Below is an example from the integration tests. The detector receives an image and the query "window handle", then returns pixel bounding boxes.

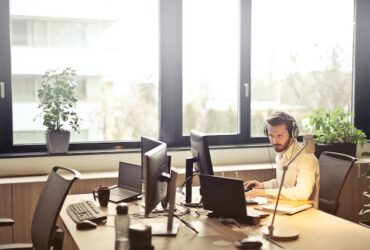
[0,81,4,99]
[244,83,249,98]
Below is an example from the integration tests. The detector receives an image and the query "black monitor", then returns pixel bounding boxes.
[190,130,214,175]
[184,130,214,206]
[143,143,179,236]
[140,136,164,179]
[141,136,171,208]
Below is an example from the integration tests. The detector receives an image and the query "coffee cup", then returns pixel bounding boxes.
[92,186,110,207]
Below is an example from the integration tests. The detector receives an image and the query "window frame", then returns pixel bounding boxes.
[0,0,369,154]
[354,0,370,136]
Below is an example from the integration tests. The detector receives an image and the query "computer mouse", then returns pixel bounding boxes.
[76,220,97,230]
[244,183,256,192]
[235,237,262,249]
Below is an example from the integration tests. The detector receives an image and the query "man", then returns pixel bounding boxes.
[244,111,320,208]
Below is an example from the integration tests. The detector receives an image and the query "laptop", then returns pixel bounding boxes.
[199,174,264,225]
[109,162,142,203]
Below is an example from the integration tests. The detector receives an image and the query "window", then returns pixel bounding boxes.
[182,0,239,135]
[0,0,369,154]
[251,0,354,137]
[9,0,159,146]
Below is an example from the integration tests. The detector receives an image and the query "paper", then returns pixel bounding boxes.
[254,203,312,215]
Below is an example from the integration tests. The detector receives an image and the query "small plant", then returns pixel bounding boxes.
[359,168,370,217]
[36,67,80,132]
[304,107,367,145]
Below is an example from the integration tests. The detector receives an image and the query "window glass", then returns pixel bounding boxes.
[182,0,239,135]
[251,0,354,136]
[10,0,159,144]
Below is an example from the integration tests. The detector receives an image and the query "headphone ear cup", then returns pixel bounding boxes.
[291,122,299,138]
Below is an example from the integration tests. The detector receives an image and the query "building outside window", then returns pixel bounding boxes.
[0,0,365,153]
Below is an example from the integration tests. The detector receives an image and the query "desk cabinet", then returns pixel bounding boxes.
[337,162,370,223]
[0,184,12,244]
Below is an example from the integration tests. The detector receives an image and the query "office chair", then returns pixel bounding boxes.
[0,166,81,250]
[318,151,357,215]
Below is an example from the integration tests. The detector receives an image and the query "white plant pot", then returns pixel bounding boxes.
[45,130,70,154]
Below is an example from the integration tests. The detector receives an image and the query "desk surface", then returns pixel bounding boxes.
[60,193,370,250]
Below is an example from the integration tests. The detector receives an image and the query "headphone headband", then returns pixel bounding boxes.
[263,112,299,138]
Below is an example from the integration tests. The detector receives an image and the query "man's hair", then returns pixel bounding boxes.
[264,111,299,138]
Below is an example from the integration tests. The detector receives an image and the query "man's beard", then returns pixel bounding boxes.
[273,138,292,153]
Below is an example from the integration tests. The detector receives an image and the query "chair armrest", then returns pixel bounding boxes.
[0,218,15,227]
[51,226,65,250]
[319,198,337,215]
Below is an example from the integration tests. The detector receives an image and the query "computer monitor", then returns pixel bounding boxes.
[143,143,179,236]
[141,136,170,209]
[190,130,214,175]
[184,130,214,206]
[140,136,164,179]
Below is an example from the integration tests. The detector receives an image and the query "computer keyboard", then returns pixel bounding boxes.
[66,200,107,224]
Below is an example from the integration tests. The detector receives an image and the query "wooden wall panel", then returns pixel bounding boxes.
[70,178,118,194]
[0,184,13,244]
[12,182,44,243]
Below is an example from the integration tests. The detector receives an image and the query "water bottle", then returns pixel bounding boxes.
[115,203,130,250]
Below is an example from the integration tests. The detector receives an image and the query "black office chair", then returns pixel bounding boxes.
[318,151,357,215]
[0,166,81,250]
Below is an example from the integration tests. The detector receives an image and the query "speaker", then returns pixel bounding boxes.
[263,113,299,138]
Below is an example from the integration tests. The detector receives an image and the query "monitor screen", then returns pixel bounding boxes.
[141,136,164,179]
[190,130,214,175]
[143,143,169,217]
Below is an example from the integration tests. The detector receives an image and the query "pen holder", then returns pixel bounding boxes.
[129,223,154,250]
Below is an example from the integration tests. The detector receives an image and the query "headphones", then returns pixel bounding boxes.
[263,112,299,138]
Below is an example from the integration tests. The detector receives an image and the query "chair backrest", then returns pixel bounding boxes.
[31,166,80,250]
[318,151,356,215]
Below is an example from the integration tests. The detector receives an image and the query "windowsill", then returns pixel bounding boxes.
[0,143,270,159]
[0,148,139,159]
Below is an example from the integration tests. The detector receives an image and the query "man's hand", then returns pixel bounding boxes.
[243,180,263,189]
[245,189,266,198]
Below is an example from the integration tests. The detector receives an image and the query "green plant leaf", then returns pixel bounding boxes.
[304,107,367,144]
[359,207,370,216]
[35,67,80,132]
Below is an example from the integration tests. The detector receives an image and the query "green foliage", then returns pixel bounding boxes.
[359,169,370,216]
[37,67,80,132]
[304,107,367,144]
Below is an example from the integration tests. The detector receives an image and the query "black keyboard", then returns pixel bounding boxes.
[66,200,107,224]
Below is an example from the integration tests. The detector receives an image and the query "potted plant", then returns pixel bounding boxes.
[36,67,80,154]
[359,168,370,228]
[304,107,367,158]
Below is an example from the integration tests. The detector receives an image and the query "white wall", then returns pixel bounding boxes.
[1,143,368,177]
[0,146,274,177]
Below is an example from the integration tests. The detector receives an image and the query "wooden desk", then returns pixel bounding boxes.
[60,194,370,250]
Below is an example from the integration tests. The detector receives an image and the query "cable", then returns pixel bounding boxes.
[267,146,275,169]
[178,170,199,193]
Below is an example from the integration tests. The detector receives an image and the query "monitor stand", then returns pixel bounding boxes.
[150,222,179,236]
[149,169,179,236]
[207,212,260,226]
[180,196,203,208]
[181,157,203,208]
